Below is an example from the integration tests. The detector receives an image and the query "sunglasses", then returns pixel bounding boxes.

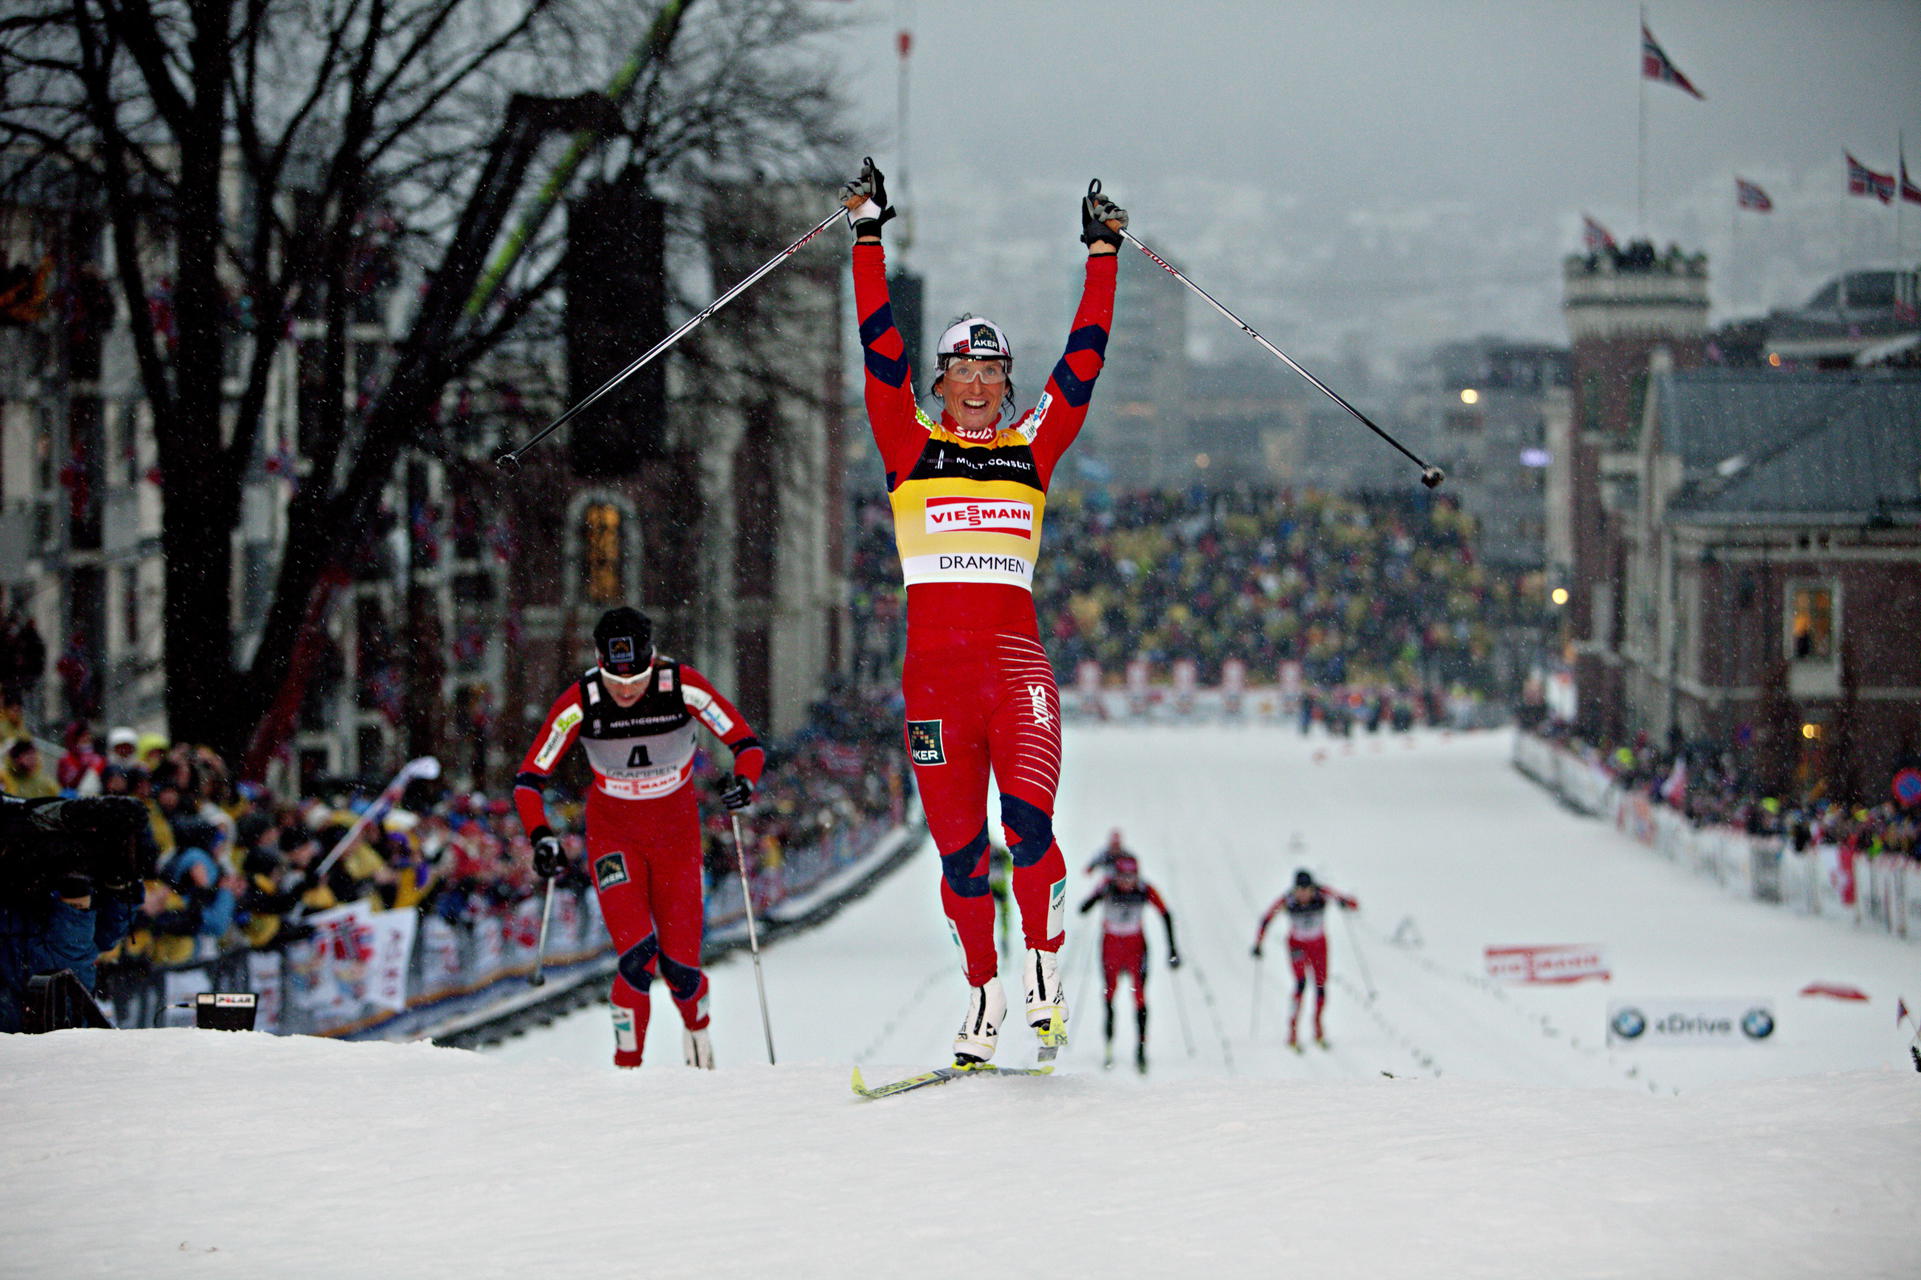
[940,360,1009,385]
[602,663,654,690]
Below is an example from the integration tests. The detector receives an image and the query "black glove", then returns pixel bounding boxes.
[1081,182,1127,248]
[1250,944,1263,959]
[529,829,567,879]
[1168,951,1182,970]
[841,157,896,238]
[719,774,754,812]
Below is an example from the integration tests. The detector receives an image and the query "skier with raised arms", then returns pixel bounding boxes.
[843,158,1125,1066]
[1253,868,1358,1049]
[514,607,763,1070]
[1078,852,1179,1072]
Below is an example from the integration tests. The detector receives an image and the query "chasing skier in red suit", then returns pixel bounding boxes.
[1253,869,1358,1049]
[514,607,763,1070]
[842,158,1125,1065]
[1078,852,1179,1072]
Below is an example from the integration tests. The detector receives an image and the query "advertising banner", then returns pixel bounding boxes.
[418,914,465,999]
[1607,998,1776,1047]
[364,908,418,1012]
[1485,944,1611,984]
[247,951,283,1033]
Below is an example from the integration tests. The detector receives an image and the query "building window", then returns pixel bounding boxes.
[581,502,623,604]
[1786,583,1835,661]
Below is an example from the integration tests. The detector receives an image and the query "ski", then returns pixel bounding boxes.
[851,1062,1054,1100]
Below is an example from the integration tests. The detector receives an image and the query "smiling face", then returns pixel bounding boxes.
[936,358,1009,438]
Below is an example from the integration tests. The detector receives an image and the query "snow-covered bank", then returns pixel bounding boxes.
[2,1029,1916,1279]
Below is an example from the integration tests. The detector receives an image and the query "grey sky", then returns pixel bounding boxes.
[828,0,1921,372]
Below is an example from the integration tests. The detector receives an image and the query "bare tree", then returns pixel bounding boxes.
[0,0,847,764]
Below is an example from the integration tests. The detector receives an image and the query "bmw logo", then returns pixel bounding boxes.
[1610,1007,1647,1040]
[1741,1007,1775,1040]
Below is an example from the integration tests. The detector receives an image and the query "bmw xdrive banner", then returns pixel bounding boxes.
[1607,999,1776,1047]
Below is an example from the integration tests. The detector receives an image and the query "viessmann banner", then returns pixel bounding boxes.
[1607,998,1777,1047]
[1484,944,1611,984]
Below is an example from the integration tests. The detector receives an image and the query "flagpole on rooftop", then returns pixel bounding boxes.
[1729,190,1739,314]
[1638,6,1649,234]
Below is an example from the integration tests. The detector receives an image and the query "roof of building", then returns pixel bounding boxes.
[1655,368,1921,525]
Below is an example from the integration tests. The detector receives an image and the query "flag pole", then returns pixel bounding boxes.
[1638,6,1649,234]
[1729,192,1739,315]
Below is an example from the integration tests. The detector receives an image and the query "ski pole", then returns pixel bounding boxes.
[1340,906,1378,1002]
[528,877,557,987]
[1251,948,1264,1039]
[731,813,778,1065]
[494,198,847,471]
[1091,180,1444,489]
[1169,963,1197,1058]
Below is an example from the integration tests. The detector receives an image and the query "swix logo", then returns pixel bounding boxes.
[1029,683,1053,729]
[924,497,1035,538]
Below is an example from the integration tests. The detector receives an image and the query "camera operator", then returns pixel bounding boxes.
[0,793,154,1032]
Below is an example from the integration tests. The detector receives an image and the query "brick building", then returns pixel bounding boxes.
[1619,365,1921,790]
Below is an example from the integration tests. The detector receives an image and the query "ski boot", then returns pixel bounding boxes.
[954,977,1006,1066]
[1023,949,1068,1061]
[1103,1041,1116,1070]
[1135,1042,1148,1074]
[683,1026,715,1069]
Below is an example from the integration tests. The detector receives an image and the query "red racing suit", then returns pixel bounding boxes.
[514,660,763,1067]
[854,240,1117,987]
[1079,879,1174,1009]
[1255,886,1358,1038]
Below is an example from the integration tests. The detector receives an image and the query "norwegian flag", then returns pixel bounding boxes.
[1582,214,1617,251]
[1641,22,1704,99]
[1659,757,1688,806]
[1902,153,1921,206]
[817,740,865,778]
[1847,152,1895,203]
[1735,178,1773,212]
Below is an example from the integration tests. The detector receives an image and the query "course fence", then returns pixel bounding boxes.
[1512,732,1921,943]
[100,808,919,1038]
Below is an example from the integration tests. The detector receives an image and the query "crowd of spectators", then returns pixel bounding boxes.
[0,683,908,1000]
[852,484,1541,711]
[1535,719,1920,861]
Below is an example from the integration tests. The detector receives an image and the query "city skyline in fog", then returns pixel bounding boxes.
[829,0,1921,376]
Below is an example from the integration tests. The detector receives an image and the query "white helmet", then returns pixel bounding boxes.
[936,316,1013,364]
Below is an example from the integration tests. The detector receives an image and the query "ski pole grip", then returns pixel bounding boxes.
[1086,178,1123,232]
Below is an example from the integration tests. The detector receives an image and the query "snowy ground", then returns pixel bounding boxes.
[5,727,1919,1278]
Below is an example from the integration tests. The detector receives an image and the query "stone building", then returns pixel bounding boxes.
[1550,241,1710,738]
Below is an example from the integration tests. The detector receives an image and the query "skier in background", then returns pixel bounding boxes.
[514,607,763,1071]
[1253,869,1358,1049]
[1079,852,1178,1071]
[988,843,1015,961]
[843,158,1125,1066]
[1083,827,1133,878]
